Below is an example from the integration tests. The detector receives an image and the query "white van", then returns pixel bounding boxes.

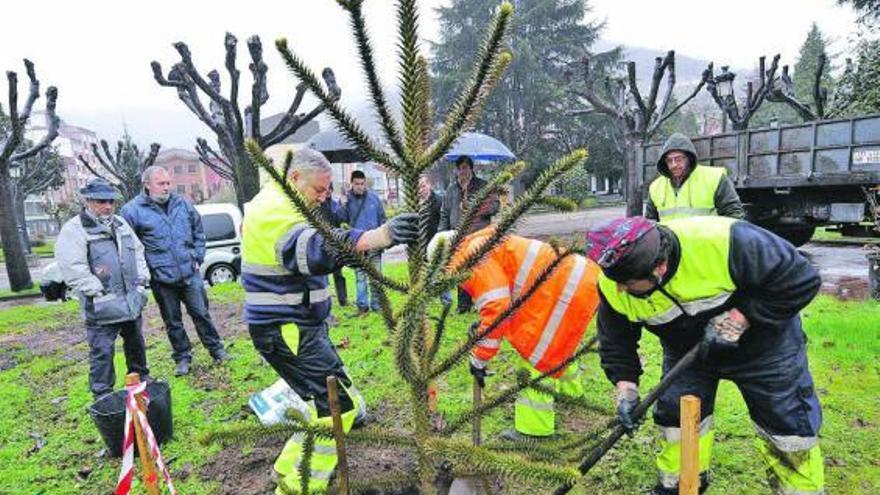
[195,203,242,285]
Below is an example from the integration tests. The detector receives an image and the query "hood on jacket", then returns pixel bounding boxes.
[656,133,698,179]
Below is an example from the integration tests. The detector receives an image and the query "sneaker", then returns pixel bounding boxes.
[355,307,370,317]
[212,349,232,363]
[174,360,191,376]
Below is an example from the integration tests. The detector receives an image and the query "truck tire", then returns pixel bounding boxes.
[769,226,816,247]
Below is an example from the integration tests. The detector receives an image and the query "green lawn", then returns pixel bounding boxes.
[0,241,55,263]
[0,265,877,494]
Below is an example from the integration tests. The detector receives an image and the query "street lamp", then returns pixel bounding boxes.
[715,66,736,99]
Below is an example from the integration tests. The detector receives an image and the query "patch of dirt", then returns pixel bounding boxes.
[199,439,278,495]
[0,300,246,372]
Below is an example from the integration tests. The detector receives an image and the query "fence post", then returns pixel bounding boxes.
[679,395,701,495]
[125,373,160,495]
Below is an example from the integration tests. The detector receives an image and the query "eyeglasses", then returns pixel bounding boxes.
[664,154,688,166]
[91,199,115,205]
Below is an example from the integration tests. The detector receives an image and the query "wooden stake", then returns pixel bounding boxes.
[125,373,160,495]
[327,376,350,495]
[472,376,482,446]
[679,395,701,495]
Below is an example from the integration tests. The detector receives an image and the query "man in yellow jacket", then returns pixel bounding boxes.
[431,228,601,439]
[645,133,744,222]
[242,148,418,493]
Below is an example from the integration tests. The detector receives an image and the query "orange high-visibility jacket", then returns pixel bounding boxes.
[451,228,601,376]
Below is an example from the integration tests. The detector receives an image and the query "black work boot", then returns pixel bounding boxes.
[650,472,711,495]
[174,359,191,376]
[212,349,232,363]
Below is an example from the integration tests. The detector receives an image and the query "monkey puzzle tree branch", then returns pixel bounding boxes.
[422,3,513,168]
[275,39,396,170]
[443,337,598,434]
[338,0,408,164]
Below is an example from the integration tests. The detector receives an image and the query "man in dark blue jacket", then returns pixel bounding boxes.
[121,165,229,376]
[585,216,824,495]
[337,170,386,315]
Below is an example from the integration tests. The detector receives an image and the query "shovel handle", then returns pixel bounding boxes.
[472,377,482,446]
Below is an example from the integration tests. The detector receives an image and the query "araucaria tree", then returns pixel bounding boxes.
[205,2,609,494]
[78,132,160,203]
[0,59,59,291]
[151,33,339,209]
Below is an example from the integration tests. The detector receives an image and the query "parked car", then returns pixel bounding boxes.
[194,203,242,286]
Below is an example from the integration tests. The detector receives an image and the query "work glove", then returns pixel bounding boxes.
[469,354,489,388]
[615,384,640,433]
[357,213,420,251]
[702,309,749,358]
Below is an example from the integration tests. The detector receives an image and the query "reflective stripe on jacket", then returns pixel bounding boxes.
[452,228,601,376]
[599,217,736,326]
[241,183,362,326]
[648,165,726,221]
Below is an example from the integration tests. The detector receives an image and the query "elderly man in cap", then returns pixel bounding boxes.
[56,178,151,399]
[585,216,824,495]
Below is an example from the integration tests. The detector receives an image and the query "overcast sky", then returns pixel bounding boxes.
[0,0,859,150]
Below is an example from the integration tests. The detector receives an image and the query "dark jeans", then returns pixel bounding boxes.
[86,318,149,397]
[653,318,822,439]
[332,269,348,306]
[151,273,225,363]
[249,321,354,417]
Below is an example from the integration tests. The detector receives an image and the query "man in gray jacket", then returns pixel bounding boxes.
[56,178,151,399]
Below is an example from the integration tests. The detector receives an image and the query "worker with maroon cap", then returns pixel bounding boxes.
[584,216,825,495]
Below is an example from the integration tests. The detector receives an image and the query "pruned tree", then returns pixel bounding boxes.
[704,54,781,131]
[44,195,76,232]
[0,59,59,292]
[151,33,338,210]
[197,2,623,494]
[765,54,854,121]
[569,50,708,215]
[78,132,160,203]
[10,145,64,253]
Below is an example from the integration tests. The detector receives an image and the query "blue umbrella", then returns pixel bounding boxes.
[445,132,516,163]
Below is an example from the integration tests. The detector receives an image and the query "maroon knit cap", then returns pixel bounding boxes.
[585,217,662,282]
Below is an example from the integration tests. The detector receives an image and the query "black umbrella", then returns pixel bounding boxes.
[306,129,367,163]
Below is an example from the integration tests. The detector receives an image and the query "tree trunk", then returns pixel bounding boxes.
[14,191,32,254]
[235,152,260,208]
[0,172,34,291]
[623,135,643,217]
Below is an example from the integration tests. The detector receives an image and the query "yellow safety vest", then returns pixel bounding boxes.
[648,165,726,221]
[599,217,737,326]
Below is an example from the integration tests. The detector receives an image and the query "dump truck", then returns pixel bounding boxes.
[639,113,880,246]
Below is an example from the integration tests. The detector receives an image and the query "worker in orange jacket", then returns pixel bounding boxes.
[430,228,601,439]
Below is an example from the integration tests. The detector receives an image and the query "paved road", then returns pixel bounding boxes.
[0,257,53,292]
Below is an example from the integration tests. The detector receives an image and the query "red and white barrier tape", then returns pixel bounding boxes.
[115,381,177,495]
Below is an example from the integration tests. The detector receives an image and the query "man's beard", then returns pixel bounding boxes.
[152,192,170,204]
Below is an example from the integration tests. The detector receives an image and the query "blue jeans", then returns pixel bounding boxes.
[151,272,225,363]
[355,253,382,311]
